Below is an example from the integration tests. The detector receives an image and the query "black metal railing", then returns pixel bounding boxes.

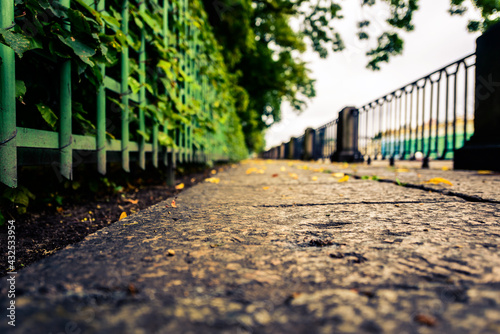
[358,53,476,164]
[263,53,476,167]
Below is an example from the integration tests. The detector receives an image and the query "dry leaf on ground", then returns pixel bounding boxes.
[338,175,349,183]
[119,212,127,220]
[175,183,185,190]
[424,177,453,186]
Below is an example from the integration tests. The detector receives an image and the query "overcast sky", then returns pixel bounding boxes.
[264,0,481,149]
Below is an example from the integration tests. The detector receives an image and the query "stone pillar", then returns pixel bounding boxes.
[302,128,315,160]
[331,107,363,162]
[287,138,295,159]
[455,22,500,171]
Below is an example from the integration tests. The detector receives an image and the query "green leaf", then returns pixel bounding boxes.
[0,30,31,57]
[57,35,96,66]
[36,103,58,130]
[128,76,141,94]
[137,130,150,141]
[158,131,175,147]
[15,80,26,102]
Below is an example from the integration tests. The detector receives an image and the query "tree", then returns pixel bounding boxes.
[202,0,499,152]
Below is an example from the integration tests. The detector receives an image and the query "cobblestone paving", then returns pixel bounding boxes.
[1,160,499,334]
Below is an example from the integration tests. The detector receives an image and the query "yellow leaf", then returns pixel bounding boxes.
[288,173,298,180]
[441,166,450,171]
[280,167,286,172]
[332,172,345,178]
[312,176,318,181]
[175,183,185,190]
[211,169,217,175]
[119,212,127,220]
[124,198,139,204]
[246,167,257,174]
[205,177,220,184]
[395,168,409,173]
[478,170,493,175]
[425,177,453,186]
[262,186,270,190]
[338,175,349,183]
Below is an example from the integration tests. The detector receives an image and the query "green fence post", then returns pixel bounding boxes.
[59,0,72,180]
[0,0,17,188]
[96,0,107,175]
[121,0,130,172]
[138,1,146,170]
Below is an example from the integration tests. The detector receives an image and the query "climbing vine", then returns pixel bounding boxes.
[0,0,247,159]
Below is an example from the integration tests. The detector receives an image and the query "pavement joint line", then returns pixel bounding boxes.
[257,199,462,208]
[349,174,500,204]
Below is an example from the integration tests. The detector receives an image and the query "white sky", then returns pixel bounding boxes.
[264,0,481,149]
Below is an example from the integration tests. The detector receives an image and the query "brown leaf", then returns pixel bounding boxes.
[414,314,437,326]
[272,173,279,177]
[124,198,139,204]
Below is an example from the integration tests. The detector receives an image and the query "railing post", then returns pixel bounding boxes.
[96,0,107,175]
[59,0,72,180]
[455,23,500,171]
[138,0,146,170]
[121,0,130,172]
[287,138,295,159]
[0,0,17,187]
[303,128,315,160]
[331,107,363,162]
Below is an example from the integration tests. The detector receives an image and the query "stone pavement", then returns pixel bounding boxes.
[1,159,500,334]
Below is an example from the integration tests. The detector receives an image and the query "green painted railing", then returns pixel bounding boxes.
[0,0,233,188]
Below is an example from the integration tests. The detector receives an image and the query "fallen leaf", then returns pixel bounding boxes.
[262,186,270,190]
[119,212,127,220]
[288,173,298,180]
[175,183,185,190]
[272,173,279,177]
[167,249,175,256]
[441,166,450,171]
[56,207,63,213]
[128,283,137,295]
[246,167,257,174]
[280,167,286,172]
[312,176,318,181]
[205,177,220,184]
[171,200,177,208]
[190,178,196,182]
[124,198,139,204]
[338,175,349,183]
[478,170,493,174]
[424,177,453,186]
[211,169,217,174]
[414,314,437,327]
[332,172,345,178]
[123,222,138,226]
[395,168,409,173]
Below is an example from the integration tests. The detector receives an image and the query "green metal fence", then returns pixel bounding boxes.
[0,0,233,188]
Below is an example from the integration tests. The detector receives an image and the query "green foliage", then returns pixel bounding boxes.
[202,0,499,152]
[2,186,36,215]
[0,0,247,160]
